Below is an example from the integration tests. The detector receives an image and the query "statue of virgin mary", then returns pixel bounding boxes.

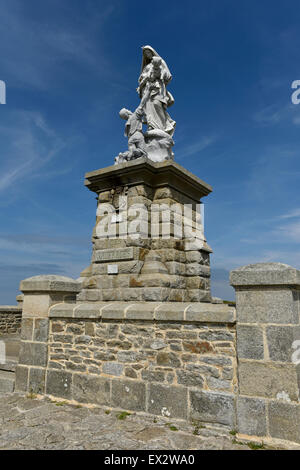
[137,46,176,137]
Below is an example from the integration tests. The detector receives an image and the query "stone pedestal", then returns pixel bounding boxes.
[15,275,81,394]
[230,263,300,444]
[78,158,213,303]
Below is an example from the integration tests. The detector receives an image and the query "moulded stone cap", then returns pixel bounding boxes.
[230,262,300,287]
[16,294,24,303]
[20,275,82,293]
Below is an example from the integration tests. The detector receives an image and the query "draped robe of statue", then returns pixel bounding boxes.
[137,46,176,137]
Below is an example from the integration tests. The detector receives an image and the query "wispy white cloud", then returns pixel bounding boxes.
[277,208,300,220]
[253,103,300,127]
[0,0,115,89]
[253,104,290,124]
[0,110,68,194]
[275,221,300,243]
[177,135,217,160]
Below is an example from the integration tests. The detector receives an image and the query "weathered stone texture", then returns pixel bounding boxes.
[238,361,299,401]
[266,325,300,363]
[236,324,264,360]
[189,390,235,427]
[47,319,236,398]
[268,401,300,443]
[236,396,267,436]
[0,308,22,335]
[235,288,298,324]
[148,383,188,419]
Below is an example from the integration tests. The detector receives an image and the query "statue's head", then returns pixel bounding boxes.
[143,48,154,60]
[119,108,132,120]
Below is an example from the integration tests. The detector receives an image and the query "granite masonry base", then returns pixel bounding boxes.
[13,263,300,447]
[16,300,237,429]
[79,159,213,303]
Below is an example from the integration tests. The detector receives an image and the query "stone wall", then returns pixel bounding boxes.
[16,298,236,428]
[0,306,22,335]
[14,264,300,446]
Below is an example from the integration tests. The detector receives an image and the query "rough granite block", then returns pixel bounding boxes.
[111,379,146,412]
[235,289,298,324]
[269,401,300,443]
[33,319,49,342]
[237,396,267,436]
[15,366,29,392]
[189,390,234,426]
[46,370,72,399]
[148,383,188,419]
[73,374,110,405]
[29,367,46,394]
[238,361,299,401]
[19,342,48,367]
[20,318,33,341]
[266,325,300,363]
[237,324,264,360]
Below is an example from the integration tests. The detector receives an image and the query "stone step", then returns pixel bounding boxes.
[0,370,15,393]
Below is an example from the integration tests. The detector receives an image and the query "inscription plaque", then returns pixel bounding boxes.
[107,264,118,274]
[94,247,134,263]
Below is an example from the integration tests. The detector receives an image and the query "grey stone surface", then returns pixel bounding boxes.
[0,392,256,450]
[18,342,48,367]
[237,396,267,436]
[49,303,75,318]
[185,303,235,323]
[239,361,299,401]
[148,384,188,419]
[0,306,22,312]
[266,326,299,362]
[111,379,146,412]
[189,390,235,427]
[48,302,236,324]
[20,275,81,293]
[15,366,28,392]
[29,367,46,394]
[102,362,124,376]
[45,370,72,399]
[269,401,300,443]
[235,288,298,324]
[0,371,15,393]
[73,374,110,405]
[94,247,134,263]
[237,325,264,360]
[33,319,49,342]
[21,318,33,341]
[230,262,300,286]
[150,340,167,350]
[176,369,204,387]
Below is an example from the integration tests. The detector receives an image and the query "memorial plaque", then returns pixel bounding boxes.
[107,264,118,274]
[94,247,134,263]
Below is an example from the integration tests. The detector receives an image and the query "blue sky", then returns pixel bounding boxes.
[0,0,300,303]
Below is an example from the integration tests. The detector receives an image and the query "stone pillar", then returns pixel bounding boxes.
[230,263,300,444]
[80,158,213,303]
[15,275,81,394]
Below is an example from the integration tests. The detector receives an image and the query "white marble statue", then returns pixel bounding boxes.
[115,106,147,164]
[138,46,176,137]
[115,46,175,164]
